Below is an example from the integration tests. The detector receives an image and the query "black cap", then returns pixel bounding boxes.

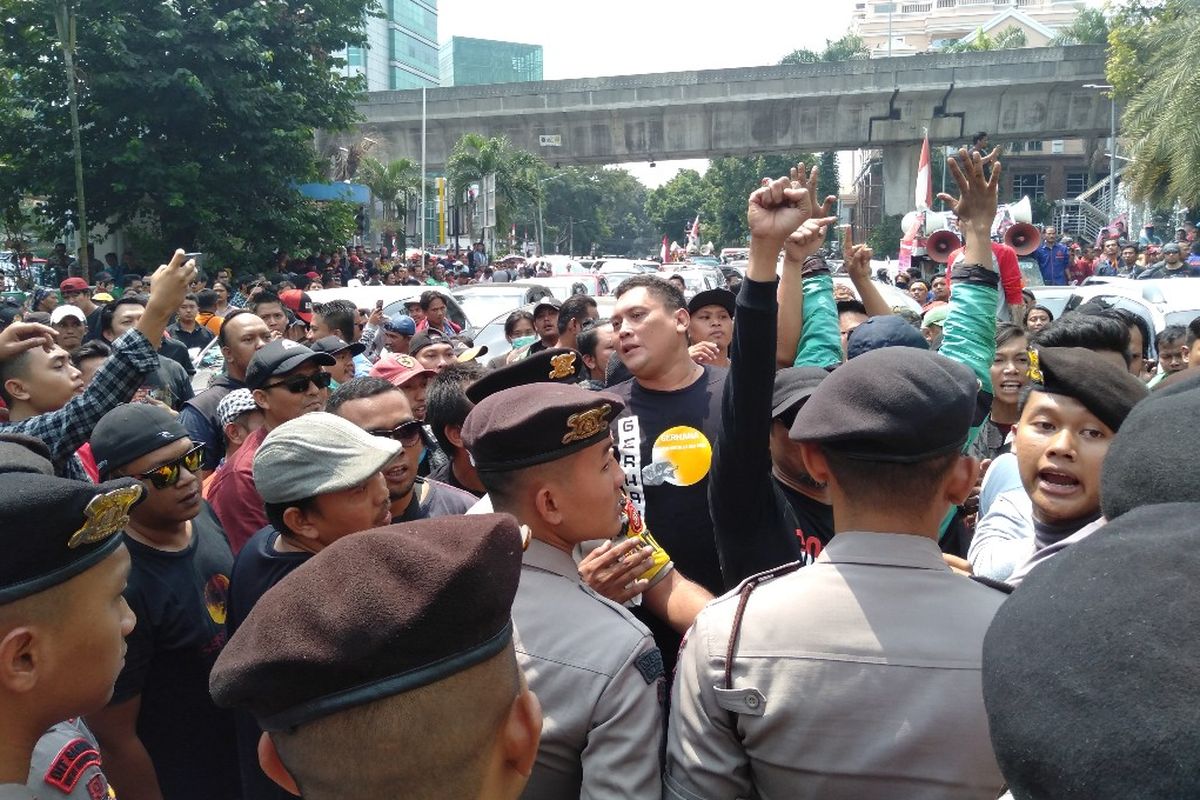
[687,288,736,317]
[771,367,828,419]
[462,383,624,472]
[91,403,190,478]
[409,329,452,357]
[1028,347,1148,434]
[1100,386,1200,520]
[533,297,562,316]
[210,514,525,731]
[791,347,978,463]
[310,335,366,359]
[466,348,587,404]
[846,314,930,360]
[245,340,336,390]
[983,502,1200,799]
[0,436,143,604]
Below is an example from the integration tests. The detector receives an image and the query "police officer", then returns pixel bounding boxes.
[0,435,139,799]
[665,348,1006,799]
[462,383,665,799]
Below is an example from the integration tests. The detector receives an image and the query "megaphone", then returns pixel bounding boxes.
[902,211,920,236]
[1009,196,1033,225]
[1005,222,1041,256]
[924,211,952,235]
[927,229,961,263]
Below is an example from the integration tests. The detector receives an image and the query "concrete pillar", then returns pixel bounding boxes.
[882,143,922,217]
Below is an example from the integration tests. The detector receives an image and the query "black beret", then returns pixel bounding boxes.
[0,473,143,604]
[0,433,54,475]
[462,383,624,472]
[91,403,190,478]
[245,340,335,390]
[409,329,451,356]
[210,513,525,731]
[1028,347,1148,433]
[1101,386,1200,520]
[790,347,978,462]
[982,502,1200,799]
[466,348,587,404]
[846,314,929,360]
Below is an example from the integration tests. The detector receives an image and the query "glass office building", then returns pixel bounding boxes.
[439,37,543,87]
[341,0,439,92]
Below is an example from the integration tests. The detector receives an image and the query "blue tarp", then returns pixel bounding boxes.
[296,182,370,204]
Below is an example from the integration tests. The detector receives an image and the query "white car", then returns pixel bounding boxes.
[526,255,584,275]
[510,275,611,301]
[451,284,555,331]
[1059,277,1200,353]
[471,296,618,364]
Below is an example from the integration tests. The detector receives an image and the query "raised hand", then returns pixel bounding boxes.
[147,249,198,317]
[842,226,875,282]
[783,204,839,264]
[0,321,57,362]
[936,147,1002,230]
[577,538,654,604]
[688,341,722,365]
[747,173,813,247]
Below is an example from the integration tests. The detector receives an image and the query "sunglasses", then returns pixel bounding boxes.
[262,371,333,393]
[137,444,204,489]
[367,420,424,447]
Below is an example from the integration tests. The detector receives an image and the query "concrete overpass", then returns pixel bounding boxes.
[321,45,1109,214]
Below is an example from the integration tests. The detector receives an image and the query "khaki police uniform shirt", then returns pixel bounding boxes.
[513,539,665,800]
[26,719,111,800]
[665,532,1006,800]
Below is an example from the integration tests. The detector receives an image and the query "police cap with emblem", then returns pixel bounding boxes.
[91,403,189,479]
[1026,346,1148,433]
[465,347,588,404]
[982,501,1200,799]
[790,347,977,462]
[245,339,336,391]
[462,382,623,472]
[0,436,143,605]
[210,513,525,731]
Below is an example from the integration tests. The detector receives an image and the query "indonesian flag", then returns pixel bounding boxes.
[915,134,932,211]
[690,215,700,241]
[660,235,669,262]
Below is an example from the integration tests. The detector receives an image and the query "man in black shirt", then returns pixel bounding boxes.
[100,297,194,410]
[166,293,215,352]
[328,378,476,521]
[86,404,238,800]
[425,362,488,497]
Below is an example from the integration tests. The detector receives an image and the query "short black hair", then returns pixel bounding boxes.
[614,274,685,312]
[1156,324,1187,351]
[249,290,283,313]
[836,299,868,318]
[973,131,989,145]
[503,310,534,339]
[425,363,487,456]
[196,289,218,312]
[1103,308,1153,359]
[1031,312,1131,367]
[995,321,1026,349]
[1024,304,1054,326]
[69,339,112,367]
[264,497,317,539]
[822,447,963,510]
[577,318,612,360]
[557,294,598,335]
[314,298,356,342]
[0,349,33,405]
[100,296,147,335]
[217,308,256,348]
[182,293,199,305]
[419,290,446,311]
[325,376,398,416]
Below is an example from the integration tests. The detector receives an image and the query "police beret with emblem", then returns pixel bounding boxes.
[1027,347,1148,434]
[210,513,525,731]
[790,347,978,463]
[462,382,624,472]
[465,347,588,404]
[0,462,143,604]
[982,502,1200,799]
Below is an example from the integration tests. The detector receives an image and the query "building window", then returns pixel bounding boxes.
[1051,139,1064,154]
[1066,172,1089,196]
[346,45,365,67]
[390,28,438,73]
[1012,173,1046,200]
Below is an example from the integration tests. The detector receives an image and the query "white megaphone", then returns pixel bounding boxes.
[1009,196,1033,225]
[902,211,921,237]
[924,211,952,235]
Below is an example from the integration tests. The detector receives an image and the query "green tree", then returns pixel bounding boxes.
[446,133,545,247]
[817,152,840,204]
[941,27,1027,52]
[700,157,762,249]
[1051,8,1110,45]
[645,169,710,245]
[357,156,419,239]
[0,0,373,270]
[1112,0,1200,207]
[780,34,868,64]
[540,167,654,256]
[868,214,904,259]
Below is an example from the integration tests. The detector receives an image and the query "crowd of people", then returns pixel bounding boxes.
[2,148,1199,800]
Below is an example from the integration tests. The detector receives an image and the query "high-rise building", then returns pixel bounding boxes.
[439,37,543,87]
[342,0,439,92]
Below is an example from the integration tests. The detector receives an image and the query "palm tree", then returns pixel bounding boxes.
[447,133,545,247]
[358,157,420,242]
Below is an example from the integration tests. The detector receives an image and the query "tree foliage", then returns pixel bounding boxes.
[780,34,869,64]
[0,0,373,268]
[868,214,904,259]
[540,167,653,256]
[1051,8,1110,45]
[1110,0,1200,208]
[357,156,419,234]
[446,133,545,243]
[645,169,710,246]
[941,26,1027,52]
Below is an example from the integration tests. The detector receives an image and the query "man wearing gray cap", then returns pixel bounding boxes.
[226,411,400,800]
[1138,241,1200,279]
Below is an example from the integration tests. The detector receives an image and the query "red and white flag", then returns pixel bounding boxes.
[915,133,932,211]
[660,235,669,262]
[690,215,700,241]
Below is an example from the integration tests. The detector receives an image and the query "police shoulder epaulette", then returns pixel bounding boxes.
[971,574,1014,595]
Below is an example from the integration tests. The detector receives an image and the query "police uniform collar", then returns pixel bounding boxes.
[522,538,579,580]
[817,532,949,572]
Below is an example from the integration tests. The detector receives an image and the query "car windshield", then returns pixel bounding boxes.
[452,288,531,325]
[1166,309,1200,328]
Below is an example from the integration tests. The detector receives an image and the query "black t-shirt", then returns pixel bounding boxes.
[393,477,478,522]
[168,322,214,352]
[227,526,311,800]
[110,502,238,800]
[159,336,195,376]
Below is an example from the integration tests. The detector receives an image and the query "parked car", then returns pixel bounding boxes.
[451,284,555,331]
[473,296,618,364]
[525,255,584,275]
[596,258,656,275]
[511,275,610,301]
[1059,278,1200,356]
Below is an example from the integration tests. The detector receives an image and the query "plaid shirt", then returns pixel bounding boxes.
[1,329,160,481]
[228,290,249,309]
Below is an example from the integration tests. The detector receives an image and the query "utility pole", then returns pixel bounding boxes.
[54,0,89,282]
[419,87,426,256]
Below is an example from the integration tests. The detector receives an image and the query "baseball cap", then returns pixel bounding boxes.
[94,271,114,284]
[687,288,736,317]
[384,314,416,336]
[279,289,314,324]
[91,403,190,478]
[409,330,451,357]
[251,412,401,504]
[1163,242,1181,254]
[369,353,436,387]
[217,388,259,429]
[245,340,336,390]
[59,277,89,293]
[310,335,366,358]
[533,297,561,316]
[50,305,86,325]
[846,315,930,360]
[92,292,114,303]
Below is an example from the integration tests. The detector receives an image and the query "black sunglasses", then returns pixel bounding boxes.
[262,371,333,393]
[137,444,204,489]
[367,420,424,447]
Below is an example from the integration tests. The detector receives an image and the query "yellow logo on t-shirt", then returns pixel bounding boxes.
[646,425,712,487]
